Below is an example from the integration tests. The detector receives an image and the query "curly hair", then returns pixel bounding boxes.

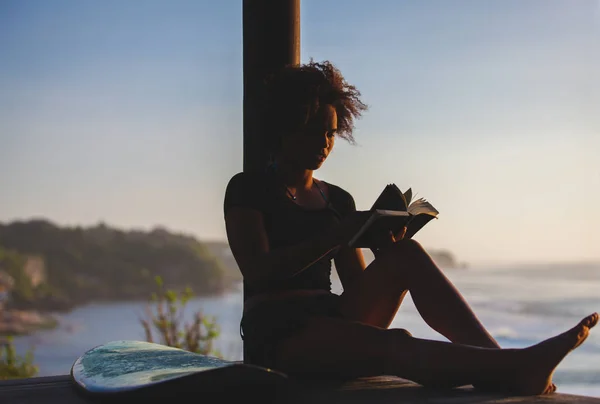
[263,60,368,153]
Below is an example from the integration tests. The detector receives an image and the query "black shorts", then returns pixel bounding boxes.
[240,293,343,370]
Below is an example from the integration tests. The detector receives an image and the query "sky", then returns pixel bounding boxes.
[1,0,598,266]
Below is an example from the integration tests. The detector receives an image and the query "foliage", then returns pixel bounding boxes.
[0,336,38,379]
[141,276,221,356]
[0,220,240,311]
[0,248,33,303]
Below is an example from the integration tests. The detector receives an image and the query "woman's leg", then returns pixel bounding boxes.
[339,239,499,348]
[275,313,597,395]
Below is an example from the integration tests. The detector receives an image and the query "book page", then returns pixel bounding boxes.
[393,184,408,208]
[403,188,412,206]
[407,198,439,217]
[371,184,407,211]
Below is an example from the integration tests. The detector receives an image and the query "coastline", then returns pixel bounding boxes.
[0,283,239,338]
[0,309,58,337]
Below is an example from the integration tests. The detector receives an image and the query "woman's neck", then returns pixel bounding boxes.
[273,159,313,190]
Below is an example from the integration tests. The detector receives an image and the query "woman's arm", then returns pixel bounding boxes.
[333,246,367,291]
[333,225,407,290]
[225,207,338,288]
[225,207,372,289]
[224,173,372,288]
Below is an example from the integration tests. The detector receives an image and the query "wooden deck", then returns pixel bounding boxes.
[2,375,599,404]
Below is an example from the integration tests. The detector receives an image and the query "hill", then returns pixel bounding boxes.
[0,220,241,312]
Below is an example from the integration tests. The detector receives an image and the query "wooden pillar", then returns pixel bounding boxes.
[243,0,301,173]
[241,0,300,363]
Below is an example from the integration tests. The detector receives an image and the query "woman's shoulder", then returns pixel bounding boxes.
[226,170,280,193]
[227,170,270,185]
[324,181,353,200]
[224,170,273,216]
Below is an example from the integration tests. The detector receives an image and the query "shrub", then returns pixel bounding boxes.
[140,276,220,356]
[0,336,38,379]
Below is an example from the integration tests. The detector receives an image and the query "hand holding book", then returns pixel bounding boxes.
[368,225,407,251]
[347,184,439,249]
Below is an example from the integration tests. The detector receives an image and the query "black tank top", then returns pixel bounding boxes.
[223,169,356,301]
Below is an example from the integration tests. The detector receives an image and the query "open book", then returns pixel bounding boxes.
[347,184,439,249]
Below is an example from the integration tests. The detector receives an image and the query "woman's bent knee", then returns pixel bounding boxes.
[393,328,413,338]
[378,240,438,278]
[377,239,425,262]
[394,239,426,255]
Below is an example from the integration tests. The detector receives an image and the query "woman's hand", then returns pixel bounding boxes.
[371,226,407,257]
[377,226,407,247]
[395,226,407,242]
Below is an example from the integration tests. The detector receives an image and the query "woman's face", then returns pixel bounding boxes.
[279,104,338,170]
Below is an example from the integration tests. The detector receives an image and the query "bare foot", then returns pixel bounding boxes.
[510,313,598,395]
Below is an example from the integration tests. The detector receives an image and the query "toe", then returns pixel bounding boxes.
[583,313,598,328]
[543,383,557,395]
[590,313,599,328]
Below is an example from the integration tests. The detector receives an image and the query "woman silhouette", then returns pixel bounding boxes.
[223,60,597,394]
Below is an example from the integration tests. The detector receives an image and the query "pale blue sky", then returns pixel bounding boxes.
[1,0,598,265]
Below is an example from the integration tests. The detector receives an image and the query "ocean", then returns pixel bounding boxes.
[13,262,600,397]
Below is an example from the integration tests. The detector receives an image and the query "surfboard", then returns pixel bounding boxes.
[70,340,291,399]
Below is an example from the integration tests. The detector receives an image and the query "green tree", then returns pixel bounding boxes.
[0,220,235,312]
[140,276,220,356]
[0,337,38,379]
